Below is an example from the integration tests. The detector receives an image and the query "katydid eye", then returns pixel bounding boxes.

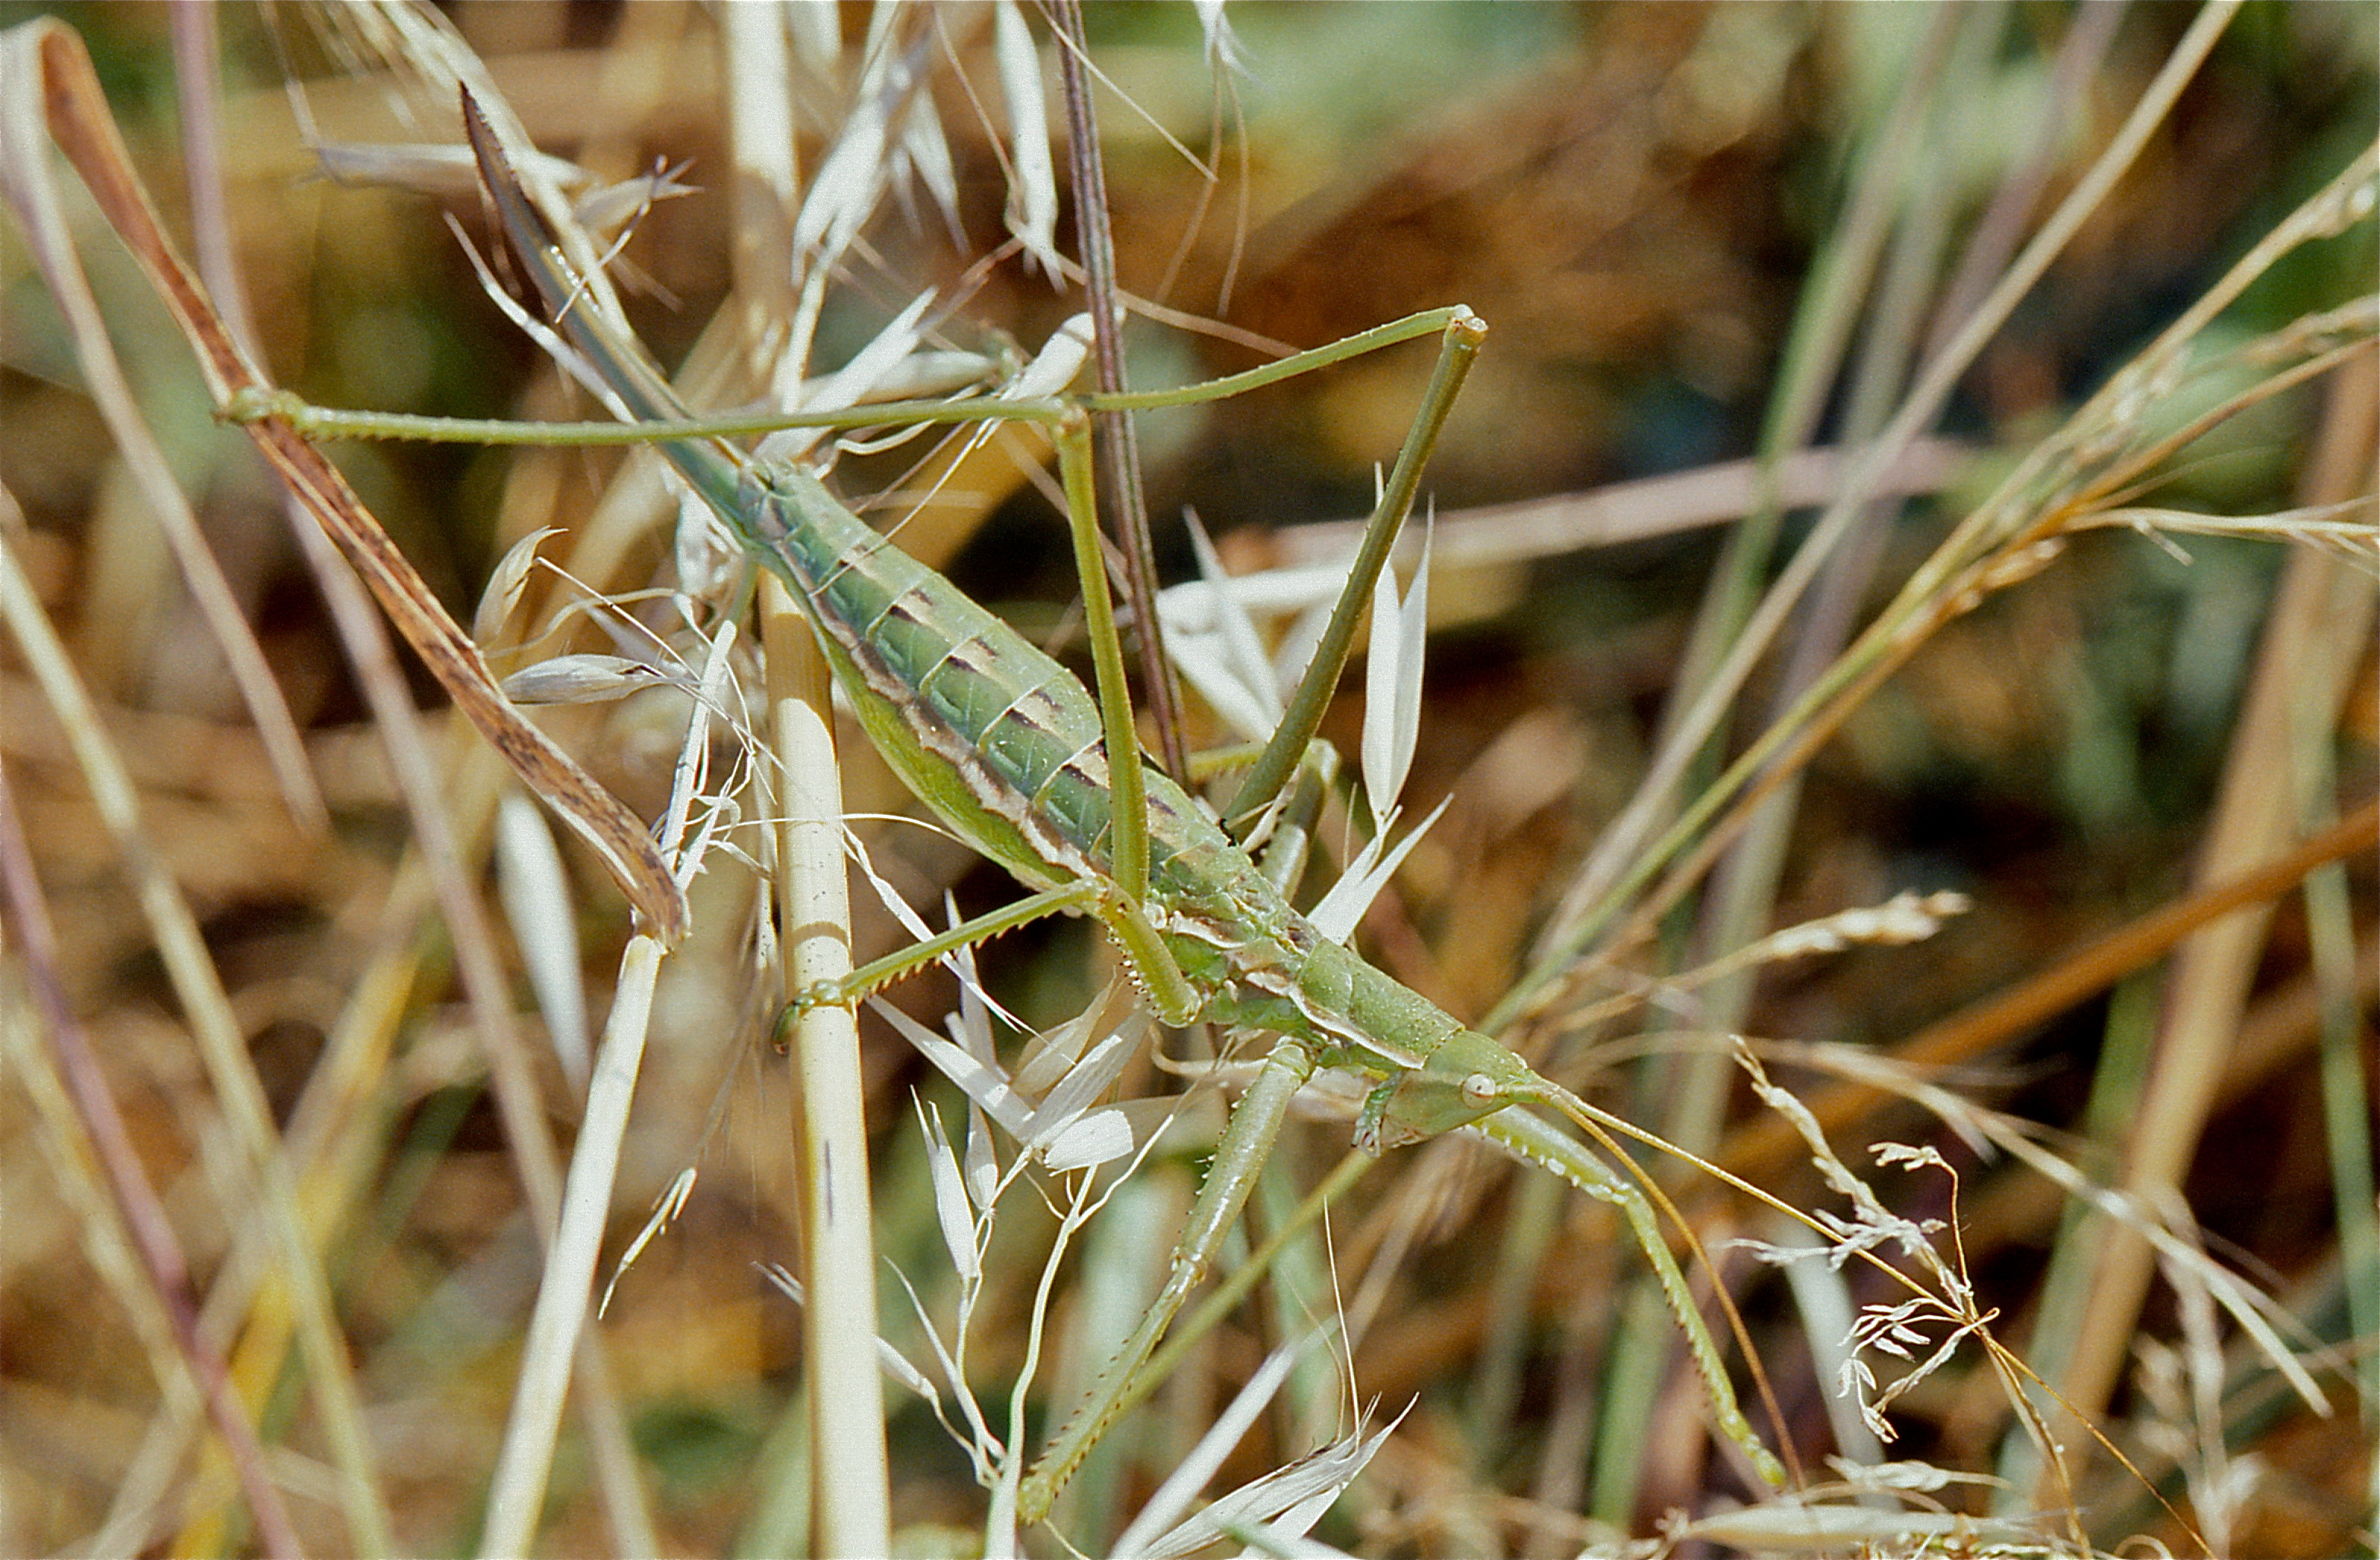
[1462,1073,1498,1103]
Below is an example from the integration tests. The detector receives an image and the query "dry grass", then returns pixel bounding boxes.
[0,4,2373,1557]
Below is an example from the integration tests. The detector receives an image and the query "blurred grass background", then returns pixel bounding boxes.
[1,3,2373,1555]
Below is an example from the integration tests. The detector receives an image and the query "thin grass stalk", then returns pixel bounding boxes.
[1988,962,2162,1506]
[91,828,436,1553]
[1673,0,1994,1143]
[1918,0,2126,366]
[1497,0,2249,1027]
[1570,36,2351,1512]
[1050,0,1190,785]
[1692,0,1985,996]
[0,747,306,1560]
[24,23,687,942]
[764,571,895,1557]
[1757,8,1979,710]
[1540,552,2371,1133]
[1537,1,1964,961]
[279,744,659,1558]
[722,0,798,338]
[1595,14,1999,1513]
[1650,3,2001,1108]
[1513,157,2375,1055]
[1585,328,2375,1037]
[1718,797,2380,1198]
[1868,281,2373,657]
[0,910,229,1557]
[477,930,667,1559]
[2284,373,2380,1470]
[0,487,394,1557]
[1654,0,1996,1184]
[1680,0,1964,724]
[154,17,665,1546]
[1610,564,2380,1145]
[2300,800,2376,1499]
[476,619,737,1558]
[166,1,256,351]
[1624,2,2242,961]
[468,524,675,1549]
[718,19,858,1545]
[2041,347,2380,1497]
[1273,439,1968,578]
[53,12,380,1540]
[0,33,323,841]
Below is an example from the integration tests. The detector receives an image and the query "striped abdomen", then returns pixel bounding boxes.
[744,464,1285,941]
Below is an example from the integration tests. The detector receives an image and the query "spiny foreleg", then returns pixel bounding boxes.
[1016,1035,1318,1524]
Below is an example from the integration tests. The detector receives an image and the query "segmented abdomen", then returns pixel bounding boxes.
[746,464,1283,936]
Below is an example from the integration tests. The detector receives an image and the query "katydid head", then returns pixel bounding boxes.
[1267,936,1550,1153]
[1354,1026,1546,1153]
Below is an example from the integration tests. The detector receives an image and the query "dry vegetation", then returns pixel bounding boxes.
[0,3,2374,1557]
